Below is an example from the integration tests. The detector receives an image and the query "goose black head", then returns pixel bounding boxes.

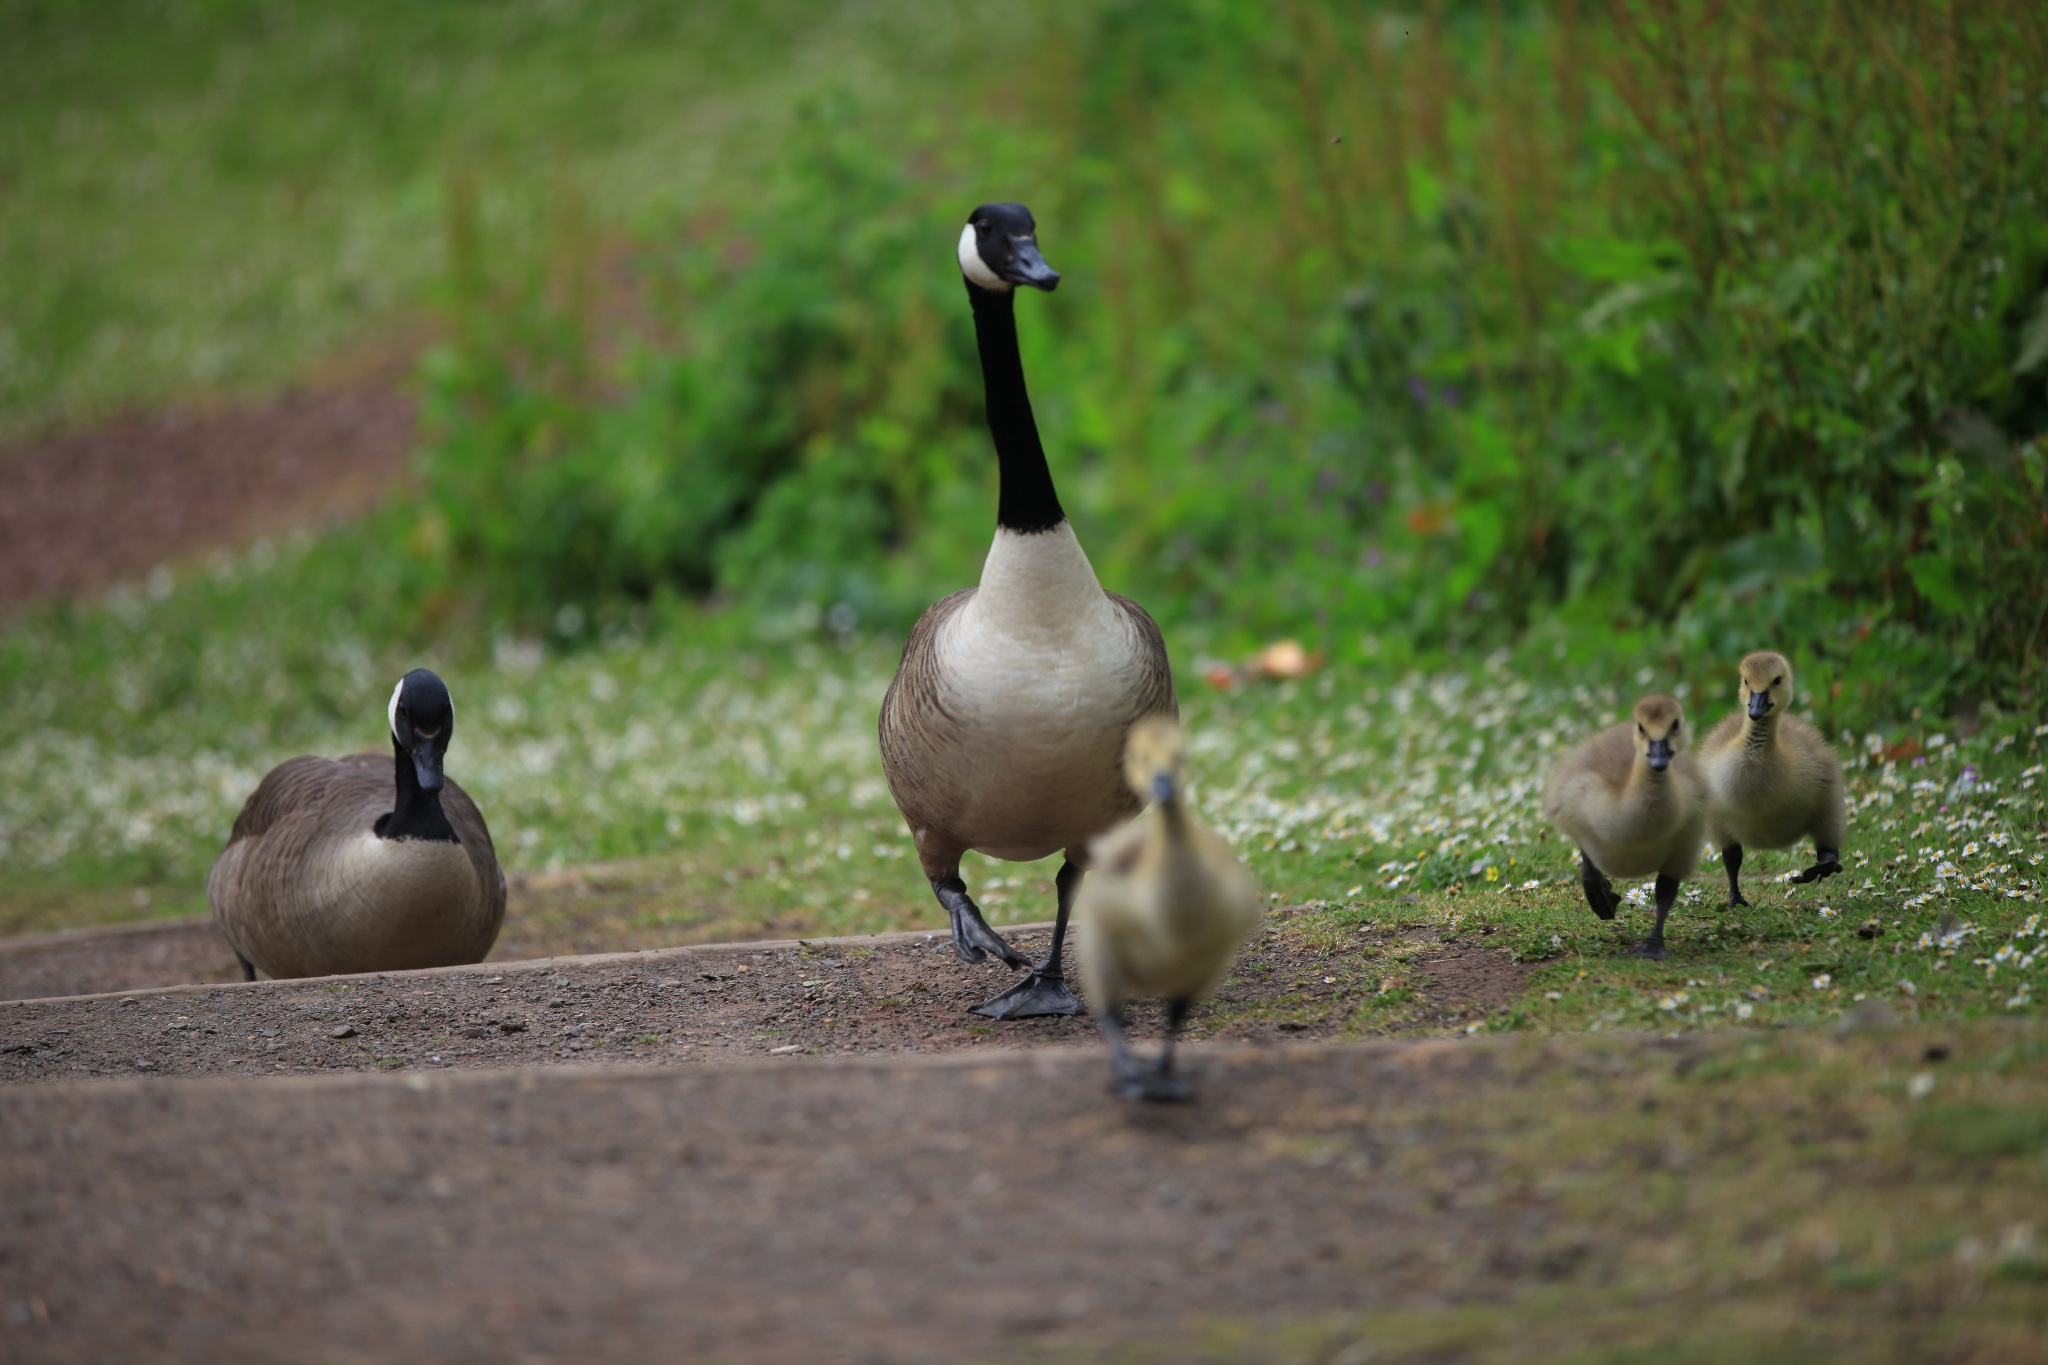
[959,202,1060,293]
[1631,694,1686,773]
[1738,650,1791,722]
[388,668,455,794]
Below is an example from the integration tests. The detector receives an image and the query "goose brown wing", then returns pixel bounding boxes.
[1107,591,1178,721]
[225,755,390,845]
[878,588,978,844]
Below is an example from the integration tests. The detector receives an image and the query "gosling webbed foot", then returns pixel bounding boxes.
[970,965,1084,1020]
[1790,855,1843,885]
[1112,1067,1194,1103]
[932,876,1031,969]
[1579,851,1619,920]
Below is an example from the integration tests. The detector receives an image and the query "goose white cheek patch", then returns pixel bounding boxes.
[958,224,1012,291]
[388,678,405,740]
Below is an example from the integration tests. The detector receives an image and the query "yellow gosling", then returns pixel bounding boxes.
[1543,694,1707,960]
[1076,717,1260,1102]
[1697,650,1846,906]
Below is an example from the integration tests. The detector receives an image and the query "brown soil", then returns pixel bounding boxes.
[0,916,1525,1083]
[0,1035,1633,1364]
[0,356,415,620]
[0,920,245,1003]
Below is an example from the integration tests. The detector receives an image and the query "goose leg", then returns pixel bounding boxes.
[932,876,1031,969]
[969,859,1086,1019]
[1625,874,1680,960]
[1722,844,1749,907]
[1791,847,1842,885]
[236,951,257,983]
[1578,850,1619,920]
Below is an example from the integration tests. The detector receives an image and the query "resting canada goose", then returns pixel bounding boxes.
[210,669,506,980]
[1697,650,1846,906]
[1542,694,1707,960]
[878,202,1177,1019]
[1076,717,1259,1101]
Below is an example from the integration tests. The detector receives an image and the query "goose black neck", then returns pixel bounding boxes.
[968,282,1065,534]
[377,740,459,843]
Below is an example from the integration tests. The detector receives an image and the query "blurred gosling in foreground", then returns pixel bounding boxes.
[1077,717,1260,1102]
[210,669,505,980]
[1543,694,1706,961]
[1697,650,1846,906]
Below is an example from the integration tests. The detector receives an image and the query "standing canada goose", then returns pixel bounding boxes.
[1076,717,1259,1101]
[1542,694,1707,960]
[1697,650,1846,906]
[878,202,1177,1019]
[209,669,506,980]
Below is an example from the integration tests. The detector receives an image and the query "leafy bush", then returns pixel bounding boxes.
[414,0,2048,717]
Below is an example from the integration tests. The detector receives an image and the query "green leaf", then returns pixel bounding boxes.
[1905,553,1966,614]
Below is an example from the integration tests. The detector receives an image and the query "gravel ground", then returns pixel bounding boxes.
[0,1034,1640,1364]
[0,915,1526,1086]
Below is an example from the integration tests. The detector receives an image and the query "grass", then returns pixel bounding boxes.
[0,0,1081,441]
[2,527,2042,1037]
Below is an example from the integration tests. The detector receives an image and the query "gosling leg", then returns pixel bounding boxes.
[1578,850,1619,920]
[1625,873,1680,961]
[236,951,256,983]
[1096,1003,1145,1099]
[1791,847,1843,885]
[969,860,1086,1019]
[1722,844,1749,907]
[1096,998,1194,1103]
[932,875,1031,969]
[1142,997,1196,1103]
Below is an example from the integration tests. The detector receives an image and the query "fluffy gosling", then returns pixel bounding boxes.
[1543,694,1707,960]
[1697,650,1846,906]
[1076,717,1260,1102]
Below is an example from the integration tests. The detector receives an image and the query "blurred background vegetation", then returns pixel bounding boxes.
[2,0,2046,929]
[414,0,2048,722]
[6,0,2045,717]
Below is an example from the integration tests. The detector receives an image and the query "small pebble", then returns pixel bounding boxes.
[330,1025,356,1039]
[769,1044,804,1055]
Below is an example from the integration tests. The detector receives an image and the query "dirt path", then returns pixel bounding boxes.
[0,915,1528,1085]
[0,1037,1610,1364]
[0,358,413,619]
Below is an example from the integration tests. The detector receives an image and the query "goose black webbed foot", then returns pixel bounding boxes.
[970,959,1084,1019]
[932,876,1031,969]
[1623,937,1669,961]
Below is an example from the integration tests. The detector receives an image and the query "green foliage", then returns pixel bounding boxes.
[413,0,2048,717]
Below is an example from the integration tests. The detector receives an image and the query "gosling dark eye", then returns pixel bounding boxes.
[1773,676,1783,686]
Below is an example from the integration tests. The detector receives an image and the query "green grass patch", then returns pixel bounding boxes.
[0,0,1042,439]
